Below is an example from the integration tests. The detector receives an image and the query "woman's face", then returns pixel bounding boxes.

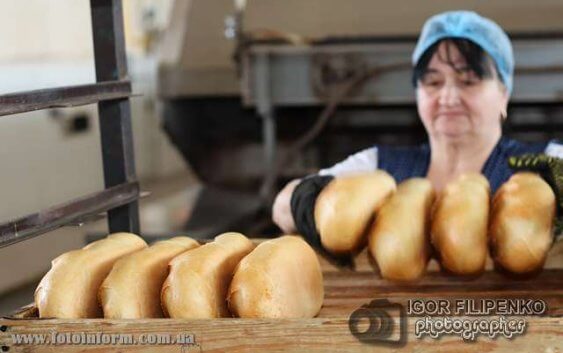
[416,41,509,143]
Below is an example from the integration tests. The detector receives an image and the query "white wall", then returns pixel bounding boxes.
[0,1,93,63]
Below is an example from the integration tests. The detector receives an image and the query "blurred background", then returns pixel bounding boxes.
[1,0,563,313]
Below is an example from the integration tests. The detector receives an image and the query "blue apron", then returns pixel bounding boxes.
[377,137,549,193]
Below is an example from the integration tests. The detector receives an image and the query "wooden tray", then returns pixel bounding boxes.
[1,241,562,352]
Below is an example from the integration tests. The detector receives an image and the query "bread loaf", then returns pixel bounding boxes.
[368,178,435,280]
[431,174,490,275]
[228,235,324,318]
[35,233,147,318]
[315,171,396,254]
[490,172,555,274]
[161,232,254,318]
[99,236,200,318]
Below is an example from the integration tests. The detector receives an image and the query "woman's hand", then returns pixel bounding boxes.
[508,154,562,236]
[271,179,301,234]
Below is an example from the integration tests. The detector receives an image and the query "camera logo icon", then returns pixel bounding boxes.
[348,299,407,346]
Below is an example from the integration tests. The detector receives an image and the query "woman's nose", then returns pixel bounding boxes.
[438,82,461,106]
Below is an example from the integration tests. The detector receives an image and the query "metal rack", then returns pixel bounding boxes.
[0,0,139,249]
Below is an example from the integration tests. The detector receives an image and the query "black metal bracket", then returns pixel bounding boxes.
[0,80,133,117]
[0,182,140,249]
[91,0,140,234]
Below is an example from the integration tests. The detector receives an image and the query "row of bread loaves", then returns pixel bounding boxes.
[35,232,323,319]
[313,172,555,279]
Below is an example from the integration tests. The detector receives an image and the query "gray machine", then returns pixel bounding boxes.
[242,36,563,198]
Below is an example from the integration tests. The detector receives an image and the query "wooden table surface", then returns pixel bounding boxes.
[1,240,561,353]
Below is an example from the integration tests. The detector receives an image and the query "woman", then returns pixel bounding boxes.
[272,10,562,237]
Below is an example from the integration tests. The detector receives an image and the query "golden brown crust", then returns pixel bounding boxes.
[161,232,254,318]
[490,172,555,274]
[368,178,435,281]
[431,174,490,276]
[227,235,324,318]
[315,171,396,254]
[99,236,200,319]
[34,233,148,318]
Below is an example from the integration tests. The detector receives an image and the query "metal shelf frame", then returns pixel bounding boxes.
[0,0,140,249]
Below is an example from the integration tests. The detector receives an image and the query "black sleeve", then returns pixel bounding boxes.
[290,175,355,269]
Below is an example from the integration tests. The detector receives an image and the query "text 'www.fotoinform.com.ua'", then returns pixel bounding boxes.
[4,331,199,348]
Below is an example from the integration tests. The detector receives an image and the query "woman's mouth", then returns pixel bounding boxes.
[438,111,467,118]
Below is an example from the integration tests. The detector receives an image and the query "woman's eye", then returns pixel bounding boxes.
[422,79,442,87]
[459,72,480,86]
[461,79,478,86]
